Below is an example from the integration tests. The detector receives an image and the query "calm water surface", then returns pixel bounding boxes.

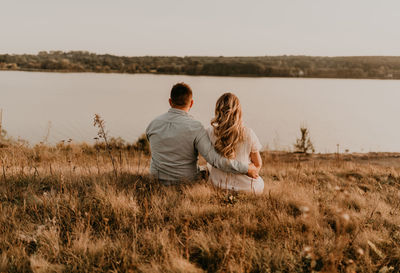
[1,71,400,152]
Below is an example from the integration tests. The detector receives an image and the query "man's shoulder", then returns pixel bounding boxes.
[153,111,170,121]
[186,117,203,128]
[146,112,168,132]
[146,111,204,131]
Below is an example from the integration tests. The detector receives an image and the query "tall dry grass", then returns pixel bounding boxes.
[1,142,400,272]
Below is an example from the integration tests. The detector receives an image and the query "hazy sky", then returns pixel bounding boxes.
[1,0,400,56]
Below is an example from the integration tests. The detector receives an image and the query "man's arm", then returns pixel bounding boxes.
[195,126,258,178]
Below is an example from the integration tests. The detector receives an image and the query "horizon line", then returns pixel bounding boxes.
[1,50,400,59]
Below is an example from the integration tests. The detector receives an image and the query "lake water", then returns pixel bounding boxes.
[1,71,400,153]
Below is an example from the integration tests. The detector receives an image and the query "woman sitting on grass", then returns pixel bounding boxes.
[207,93,264,194]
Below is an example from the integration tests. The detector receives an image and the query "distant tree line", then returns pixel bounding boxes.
[1,51,400,79]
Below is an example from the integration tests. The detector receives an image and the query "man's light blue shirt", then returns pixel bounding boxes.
[146,108,248,182]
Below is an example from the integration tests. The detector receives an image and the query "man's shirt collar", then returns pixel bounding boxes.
[168,108,189,116]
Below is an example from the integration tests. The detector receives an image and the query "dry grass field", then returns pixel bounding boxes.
[1,141,400,272]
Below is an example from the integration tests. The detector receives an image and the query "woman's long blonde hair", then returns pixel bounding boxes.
[211,93,245,159]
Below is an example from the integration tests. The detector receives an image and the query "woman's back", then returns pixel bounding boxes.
[207,127,264,194]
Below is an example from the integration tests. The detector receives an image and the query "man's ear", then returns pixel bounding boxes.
[189,99,194,109]
[169,98,173,107]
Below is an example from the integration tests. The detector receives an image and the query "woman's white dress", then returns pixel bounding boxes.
[206,127,264,194]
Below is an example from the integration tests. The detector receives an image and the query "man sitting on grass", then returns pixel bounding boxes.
[146,82,259,185]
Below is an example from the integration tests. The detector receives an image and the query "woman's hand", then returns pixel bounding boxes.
[247,163,259,178]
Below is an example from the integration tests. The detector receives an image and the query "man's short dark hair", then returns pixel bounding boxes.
[170,82,192,106]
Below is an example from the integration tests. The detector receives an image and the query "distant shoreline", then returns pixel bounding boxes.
[1,68,399,81]
[1,51,400,80]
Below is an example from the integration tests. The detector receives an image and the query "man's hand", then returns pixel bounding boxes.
[247,163,259,179]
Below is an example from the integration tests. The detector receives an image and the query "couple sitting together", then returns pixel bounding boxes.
[146,83,264,194]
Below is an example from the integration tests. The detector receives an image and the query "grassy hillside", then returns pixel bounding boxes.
[1,142,399,272]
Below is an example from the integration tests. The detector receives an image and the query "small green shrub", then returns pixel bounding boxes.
[294,126,315,154]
